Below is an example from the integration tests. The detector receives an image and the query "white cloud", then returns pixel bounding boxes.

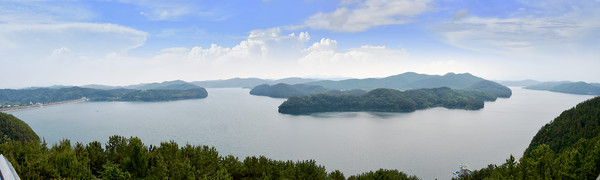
[0,23,148,58]
[50,47,72,58]
[117,0,225,21]
[436,1,600,57]
[0,1,95,23]
[304,0,431,32]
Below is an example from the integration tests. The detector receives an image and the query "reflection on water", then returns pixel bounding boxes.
[10,87,595,180]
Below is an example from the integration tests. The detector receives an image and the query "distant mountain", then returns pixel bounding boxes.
[191,77,318,88]
[464,80,512,98]
[134,80,201,90]
[495,79,540,87]
[250,83,367,98]
[304,72,511,98]
[304,72,432,90]
[524,81,572,91]
[0,86,208,104]
[525,81,600,95]
[80,84,122,90]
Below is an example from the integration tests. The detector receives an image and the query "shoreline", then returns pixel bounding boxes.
[0,98,89,113]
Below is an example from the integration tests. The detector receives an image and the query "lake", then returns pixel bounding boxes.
[10,87,596,179]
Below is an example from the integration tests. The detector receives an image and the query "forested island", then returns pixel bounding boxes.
[249,72,512,99]
[524,81,600,95]
[0,80,208,109]
[278,87,495,114]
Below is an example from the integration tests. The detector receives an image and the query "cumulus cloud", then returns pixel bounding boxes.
[304,0,431,32]
[50,47,72,59]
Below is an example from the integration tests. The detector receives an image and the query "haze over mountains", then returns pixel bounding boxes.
[250,72,512,99]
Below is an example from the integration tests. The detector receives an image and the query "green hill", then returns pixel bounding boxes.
[250,83,365,98]
[525,81,600,95]
[134,80,202,90]
[278,87,491,114]
[191,77,318,88]
[464,80,512,98]
[526,96,600,155]
[0,86,208,105]
[464,96,600,179]
[305,72,511,98]
[0,112,39,142]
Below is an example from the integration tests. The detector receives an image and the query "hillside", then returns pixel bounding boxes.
[0,112,39,142]
[119,88,208,101]
[464,96,600,179]
[525,81,600,95]
[0,86,208,106]
[304,72,511,98]
[191,77,318,88]
[134,80,202,90]
[526,96,600,155]
[278,87,491,114]
[464,80,512,98]
[250,83,366,98]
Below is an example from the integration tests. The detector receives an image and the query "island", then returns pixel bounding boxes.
[0,80,209,111]
[249,72,512,99]
[278,87,493,114]
[525,81,600,95]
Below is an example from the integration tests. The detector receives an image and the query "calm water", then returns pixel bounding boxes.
[11,87,595,179]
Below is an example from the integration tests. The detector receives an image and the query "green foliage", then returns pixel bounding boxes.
[250,83,365,98]
[0,87,208,105]
[463,96,600,179]
[0,134,419,179]
[278,87,490,114]
[526,96,600,155]
[304,72,512,98]
[0,112,39,143]
[348,169,420,180]
[119,88,208,101]
[134,80,202,90]
[464,80,512,98]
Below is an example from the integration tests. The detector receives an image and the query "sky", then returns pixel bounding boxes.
[1,0,599,88]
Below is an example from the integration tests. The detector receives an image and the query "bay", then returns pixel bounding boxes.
[10,87,595,179]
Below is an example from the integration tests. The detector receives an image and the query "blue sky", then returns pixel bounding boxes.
[1,0,599,88]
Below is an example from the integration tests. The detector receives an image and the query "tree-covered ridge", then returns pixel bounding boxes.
[278,87,494,114]
[250,83,366,98]
[464,80,512,98]
[525,81,600,95]
[191,77,318,88]
[525,96,600,155]
[0,135,419,179]
[132,80,202,90]
[117,88,208,102]
[303,72,512,98]
[462,96,600,179]
[0,87,208,105]
[0,112,39,143]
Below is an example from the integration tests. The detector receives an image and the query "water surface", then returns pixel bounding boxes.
[11,87,595,179]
